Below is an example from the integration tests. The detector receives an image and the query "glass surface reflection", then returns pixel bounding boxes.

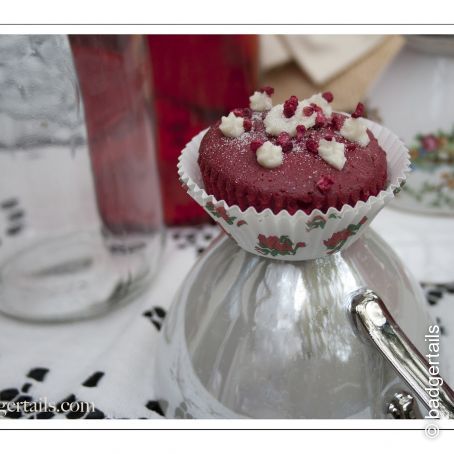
[155,230,440,418]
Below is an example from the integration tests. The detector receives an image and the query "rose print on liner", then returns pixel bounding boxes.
[393,180,406,195]
[305,213,341,232]
[205,202,237,225]
[255,235,306,257]
[323,216,368,255]
[205,202,248,227]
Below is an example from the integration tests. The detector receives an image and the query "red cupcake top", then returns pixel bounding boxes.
[198,89,387,214]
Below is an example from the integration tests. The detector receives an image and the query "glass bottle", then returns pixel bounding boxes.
[0,35,163,321]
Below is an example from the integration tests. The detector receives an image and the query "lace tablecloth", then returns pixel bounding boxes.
[0,200,453,419]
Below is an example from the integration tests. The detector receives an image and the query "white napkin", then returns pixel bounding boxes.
[261,35,386,85]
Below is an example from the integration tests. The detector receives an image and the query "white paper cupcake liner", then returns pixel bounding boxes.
[178,118,411,261]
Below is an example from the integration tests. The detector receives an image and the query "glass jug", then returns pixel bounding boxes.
[155,230,453,418]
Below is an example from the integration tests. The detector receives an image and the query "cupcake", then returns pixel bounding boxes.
[179,88,409,261]
[198,89,387,215]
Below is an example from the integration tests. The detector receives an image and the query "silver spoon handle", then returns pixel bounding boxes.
[350,289,454,419]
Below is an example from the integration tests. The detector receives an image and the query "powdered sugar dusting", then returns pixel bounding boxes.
[198,89,388,217]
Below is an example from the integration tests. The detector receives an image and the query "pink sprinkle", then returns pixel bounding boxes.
[351,102,365,118]
[331,114,343,131]
[250,140,264,152]
[306,138,318,154]
[315,112,326,127]
[324,133,333,141]
[243,118,252,132]
[260,86,274,96]
[311,103,323,113]
[233,107,252,118]
[277,132,293,152]
[322,91,334,103]
[296,125,306,141]
[303,106,314,117]
[243,107,252,118]
[317,176,335,193]
[277,131,290,144]
[283,95,298,118]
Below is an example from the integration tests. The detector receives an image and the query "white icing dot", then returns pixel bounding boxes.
[263,92,334,137]
[340,117,370,146]
[256,141,283,169]
[219,112,245,138]
[301,93,332,116]
[249,91,273,111]
[318,139,346,170]
[264,103,316,137]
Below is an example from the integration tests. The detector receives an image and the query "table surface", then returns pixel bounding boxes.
[0,206,453,419]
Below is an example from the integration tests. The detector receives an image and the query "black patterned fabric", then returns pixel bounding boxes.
[0,197,452,419]
[0,207,218,419]
[1,197,26,239]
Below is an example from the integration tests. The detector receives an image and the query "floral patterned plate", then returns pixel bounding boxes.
[390,129,454,216]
